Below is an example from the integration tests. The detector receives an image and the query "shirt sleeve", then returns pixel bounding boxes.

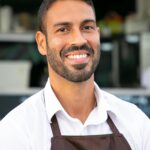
[0,113,31,150]
[140,112,150,150]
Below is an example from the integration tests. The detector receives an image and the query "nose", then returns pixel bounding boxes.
[69,29,87,46]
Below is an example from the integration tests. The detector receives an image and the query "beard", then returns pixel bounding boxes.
[46,41,100,82]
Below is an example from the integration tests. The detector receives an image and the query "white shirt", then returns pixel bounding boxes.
[0,79,150,150]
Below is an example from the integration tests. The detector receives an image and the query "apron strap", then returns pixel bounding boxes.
[107,116,120,134]
[51,114,120,136]
[50,115,61,136]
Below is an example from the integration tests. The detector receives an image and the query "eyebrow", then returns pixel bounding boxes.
[53,19,96,27]
[81,19,96,24]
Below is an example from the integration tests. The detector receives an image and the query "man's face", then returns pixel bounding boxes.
[44,0,100,82]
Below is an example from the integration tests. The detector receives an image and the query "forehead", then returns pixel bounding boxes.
[45,0,96,26]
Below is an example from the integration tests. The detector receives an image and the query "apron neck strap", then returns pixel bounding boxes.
[51,115,61,136]
[107,116,120,134]
[51,115,120,136]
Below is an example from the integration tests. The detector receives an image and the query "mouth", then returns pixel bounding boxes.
[65,50,90,64]
[67,54,88,59]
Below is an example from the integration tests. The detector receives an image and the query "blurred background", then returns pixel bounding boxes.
[0,0,150,119]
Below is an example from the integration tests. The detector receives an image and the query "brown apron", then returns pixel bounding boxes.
[50,115,131,150]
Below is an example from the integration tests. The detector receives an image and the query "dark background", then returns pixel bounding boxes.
[1,0,136,21]
[94,0,136,20]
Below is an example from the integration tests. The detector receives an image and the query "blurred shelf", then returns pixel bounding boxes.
[0,32,35,43]
[0,87,150,96]
[0,88,41,96]
[104,88,150,96]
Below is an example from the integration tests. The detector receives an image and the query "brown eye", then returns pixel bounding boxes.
[57,27,68,33]
[82,25,95,31]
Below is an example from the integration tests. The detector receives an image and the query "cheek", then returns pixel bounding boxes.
[49,37,63,49]
[48,36,68,56]
[47,36,67,60]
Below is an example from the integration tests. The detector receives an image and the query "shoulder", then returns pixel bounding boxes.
[101,89,138,109]
[101,89,150,149]
[2,90,43,116]
[94,83,144,119]
[102,89,150,130]
[101,89,147,118]
[0,89,48,149]
[97,88,150,127]
[0,89,47,134]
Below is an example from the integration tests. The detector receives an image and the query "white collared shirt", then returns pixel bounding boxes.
[0,79,150,150]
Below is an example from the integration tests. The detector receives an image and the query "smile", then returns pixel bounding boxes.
[67,54,88,59]
[65,50,90,64]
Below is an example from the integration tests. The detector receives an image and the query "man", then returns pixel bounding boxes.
[0,0,150,149]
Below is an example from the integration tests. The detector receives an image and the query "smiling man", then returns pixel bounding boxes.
[0,0,150,150]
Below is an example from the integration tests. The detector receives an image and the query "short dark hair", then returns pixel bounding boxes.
[37,0,95,33]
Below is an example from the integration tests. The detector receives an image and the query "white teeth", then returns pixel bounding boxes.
[68,54,87,59]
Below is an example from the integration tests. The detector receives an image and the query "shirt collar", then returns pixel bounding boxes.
[43,79,118,124]
[43,79,65,123]
[93,82,118,123]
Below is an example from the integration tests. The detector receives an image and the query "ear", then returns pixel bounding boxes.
[35,31,47,55]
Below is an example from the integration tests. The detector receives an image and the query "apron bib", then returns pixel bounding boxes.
[50,115,131,150]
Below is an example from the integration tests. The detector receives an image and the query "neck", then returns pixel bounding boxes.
[49,69,96,123]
